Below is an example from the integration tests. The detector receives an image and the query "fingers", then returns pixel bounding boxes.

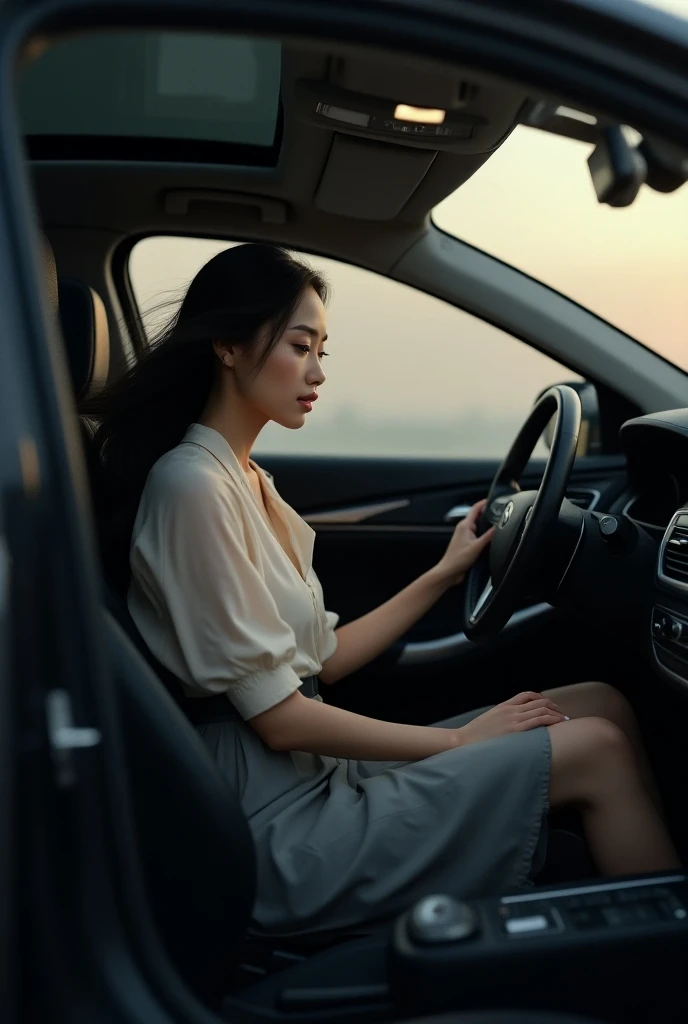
[464,499,487,528]
[475,526,495,551]
[506,690,545,706]
[516,712,566,731]
[519,706,566,723]
[521,696,563,714]
[507,691,562,712]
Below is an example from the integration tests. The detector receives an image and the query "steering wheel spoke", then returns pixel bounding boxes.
[469,578,494,624]
[464,385,583,642]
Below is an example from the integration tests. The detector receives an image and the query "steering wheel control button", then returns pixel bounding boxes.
[598,512,638,554]
[599,515,618,536]
[407,895,479,944]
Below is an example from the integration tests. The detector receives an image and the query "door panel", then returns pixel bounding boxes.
[257,451,629,723]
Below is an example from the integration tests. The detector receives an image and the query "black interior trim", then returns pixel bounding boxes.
[26,134,281,165]
[26,96,284,165]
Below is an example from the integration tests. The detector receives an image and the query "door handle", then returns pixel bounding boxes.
[443,504,472,524]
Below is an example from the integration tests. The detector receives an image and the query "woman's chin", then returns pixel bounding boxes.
[274,410,308,430]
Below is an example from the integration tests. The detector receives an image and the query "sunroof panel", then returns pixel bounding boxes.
[20,31,281,156]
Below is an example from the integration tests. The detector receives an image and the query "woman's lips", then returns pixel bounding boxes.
[297,393,318,412]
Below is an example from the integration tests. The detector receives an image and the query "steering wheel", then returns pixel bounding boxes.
[464,385,583,643]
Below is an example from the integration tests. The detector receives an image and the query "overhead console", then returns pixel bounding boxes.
[291,58,529,156]
[286,53,531,219]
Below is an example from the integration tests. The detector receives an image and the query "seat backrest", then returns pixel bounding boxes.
[58,275,110,400]
[42,236,258,1004]
[106,611,257,1004]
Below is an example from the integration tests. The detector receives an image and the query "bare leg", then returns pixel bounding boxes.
[543,681,663,812]
[548,716,680,877]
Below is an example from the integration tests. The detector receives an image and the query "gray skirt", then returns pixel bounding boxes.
[198,683,551,938]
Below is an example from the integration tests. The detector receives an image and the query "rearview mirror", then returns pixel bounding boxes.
[538,381,601,456]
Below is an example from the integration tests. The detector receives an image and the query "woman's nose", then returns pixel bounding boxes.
[307,362,325,387]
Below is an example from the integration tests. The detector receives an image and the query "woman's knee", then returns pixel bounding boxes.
[548,716,634,808]
[575,681,635,726]
[548,680,635,728]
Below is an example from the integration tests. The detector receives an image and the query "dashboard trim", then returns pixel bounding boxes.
[555,513,585,595]
[621,496,667,533]
[657,509,688,595]
[398,601,552,665]
[651,636,688,693]
[568,487,601,512]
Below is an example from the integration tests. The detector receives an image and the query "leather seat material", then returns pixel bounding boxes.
[42,234,59,319]
[58,276,110,399]
[105,610,257,1003]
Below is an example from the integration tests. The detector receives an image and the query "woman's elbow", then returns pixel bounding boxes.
[248,692,300,751]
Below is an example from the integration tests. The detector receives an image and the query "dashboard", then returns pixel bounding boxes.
[619,410,688,691]
[623,470,688,532]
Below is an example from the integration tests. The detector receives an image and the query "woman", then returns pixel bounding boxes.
[83,243,679,939]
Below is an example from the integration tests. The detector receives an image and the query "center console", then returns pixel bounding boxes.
[390,873,688,1023]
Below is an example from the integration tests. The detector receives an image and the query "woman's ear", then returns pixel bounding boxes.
[212,340,234,369]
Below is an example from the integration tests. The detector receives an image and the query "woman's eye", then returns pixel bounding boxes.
[293,344,329,358]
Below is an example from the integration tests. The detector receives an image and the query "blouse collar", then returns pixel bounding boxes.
[183,423,253,482]
[181,423,315,577]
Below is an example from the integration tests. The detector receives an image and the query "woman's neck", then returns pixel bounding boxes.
[199,379,267,473]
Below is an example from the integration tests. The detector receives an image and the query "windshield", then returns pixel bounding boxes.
[433,125,688,371]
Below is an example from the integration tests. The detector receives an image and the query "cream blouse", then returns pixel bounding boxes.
[127,423,339,720]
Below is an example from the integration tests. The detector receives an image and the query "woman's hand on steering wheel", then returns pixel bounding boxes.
[434,500,495,587]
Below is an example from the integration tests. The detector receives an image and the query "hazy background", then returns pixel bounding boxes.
[130,0,687,459]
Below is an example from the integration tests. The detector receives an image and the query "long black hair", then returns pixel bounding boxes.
[81,242,328,595]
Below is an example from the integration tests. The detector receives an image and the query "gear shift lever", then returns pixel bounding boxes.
[406,894,479,945]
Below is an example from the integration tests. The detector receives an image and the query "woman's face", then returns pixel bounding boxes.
[231,285,328,430]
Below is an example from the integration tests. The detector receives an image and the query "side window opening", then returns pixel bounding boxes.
[128,235,583,459]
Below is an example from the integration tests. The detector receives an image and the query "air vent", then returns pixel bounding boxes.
[566,489,599,512]
[661,523,688,585]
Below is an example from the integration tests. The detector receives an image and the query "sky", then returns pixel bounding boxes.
[129,0,688,457]
[632,0,688,15]
[433,125,688,370]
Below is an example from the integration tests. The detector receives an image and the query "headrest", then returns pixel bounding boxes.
[58,277,110,400]
[42,234,59,320]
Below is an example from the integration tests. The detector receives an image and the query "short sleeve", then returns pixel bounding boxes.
[129,462,303,720]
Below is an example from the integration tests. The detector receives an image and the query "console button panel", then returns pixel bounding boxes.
[652,606,688,686]
[499,878,687,940]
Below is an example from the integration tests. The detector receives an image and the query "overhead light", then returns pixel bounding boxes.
[394,104,446,124]
[555,105,597,125]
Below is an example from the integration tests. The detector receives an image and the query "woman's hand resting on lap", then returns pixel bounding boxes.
[454,692,568,747]
[433,500,495,586]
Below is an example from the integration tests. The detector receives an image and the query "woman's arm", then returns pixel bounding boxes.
[318,501,494,686]
[252,689,461,759]
[318,566,450,685]
[251,689,565,760]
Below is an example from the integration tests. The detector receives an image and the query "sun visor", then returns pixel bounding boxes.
[315,135,435,220]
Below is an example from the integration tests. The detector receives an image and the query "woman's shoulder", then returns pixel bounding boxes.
[146,440,243,511]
